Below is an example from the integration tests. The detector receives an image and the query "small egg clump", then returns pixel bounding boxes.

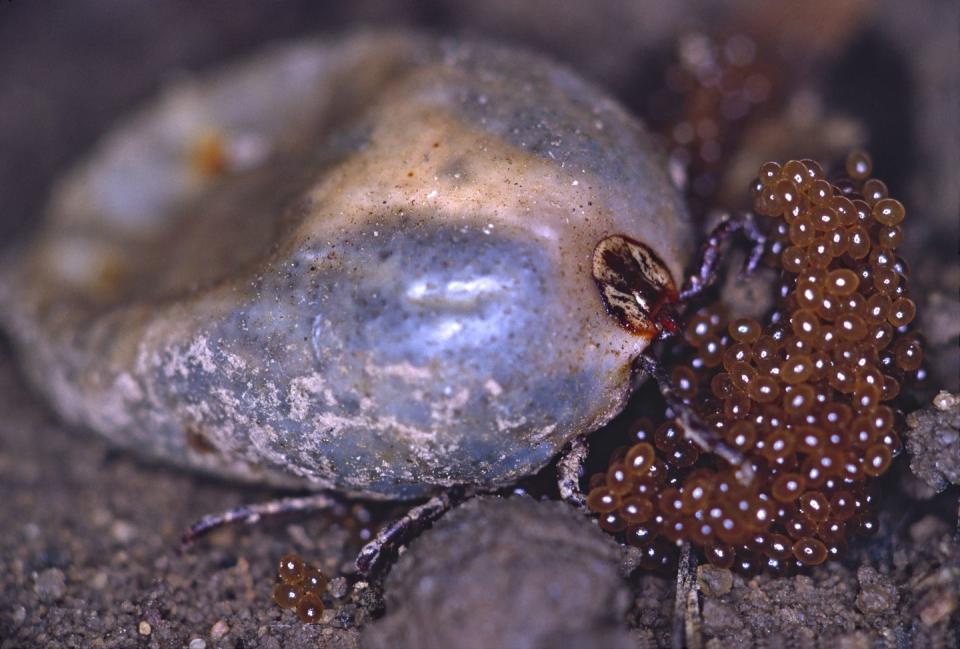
[587,152,921,575]
[272,552,329,623]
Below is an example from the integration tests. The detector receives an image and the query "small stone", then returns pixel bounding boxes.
[905,393,960,492]
[12,605,26,625]
[111,520,137,544]
[697,564,733,597]
[855,566,898,615]
[138,621,152,636]
[90,571,109,590]
[210,619,229,639]
[34,568,66,602]
[363,497,631,649]
[933,391,958,411]
[328,576,349,598]
[702,599,744,634]
[189,639,207,649]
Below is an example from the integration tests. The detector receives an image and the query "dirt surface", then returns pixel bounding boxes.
[0,347,374,648]
[610,399,960,648]
[1,2,958,648]
[2,340,957,648]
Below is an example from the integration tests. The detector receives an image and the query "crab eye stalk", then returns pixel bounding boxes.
[592,235,680,338]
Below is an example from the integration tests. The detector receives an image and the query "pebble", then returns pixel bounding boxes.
[328,576,349,598]
[933,391,958,410]
[13,605,27,625]
[34,568,66,602]
[189,639,207,649]
[110,520,137,544]
[90,571,109,590]
[905,392,960,492]
[138,621,151,636]
[210,620,229,640]
[702,599,744,633]
[697,564,734,597]
[857,584,896,615]
[363,496,632,649]
[855,566,898,615]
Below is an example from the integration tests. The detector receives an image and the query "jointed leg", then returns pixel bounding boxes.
[672,542,701,649]
[680,210,766,302]
[181,487,470,580]
[181,493,338,548]
[355,487,470,578]
[636,352,753,483]
[556,435,589,509]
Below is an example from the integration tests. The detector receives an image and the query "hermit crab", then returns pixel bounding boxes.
[0,31,915,581]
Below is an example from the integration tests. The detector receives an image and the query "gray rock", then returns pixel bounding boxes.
[905,392,960,493]
[363,496,632,649]
[855,566,898,616]
[0,32,691,499]
[697,564,733,598]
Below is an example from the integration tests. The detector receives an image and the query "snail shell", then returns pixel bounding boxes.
[0,33,691,498]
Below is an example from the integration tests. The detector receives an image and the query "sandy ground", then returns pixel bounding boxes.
[0,345,373,648]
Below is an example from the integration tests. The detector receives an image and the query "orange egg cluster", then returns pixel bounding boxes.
[587,152,920,576]
[272,553,329,623]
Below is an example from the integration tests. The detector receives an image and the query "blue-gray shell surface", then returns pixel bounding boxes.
[0,33,692,498]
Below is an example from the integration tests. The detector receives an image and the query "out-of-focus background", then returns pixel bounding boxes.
[1,0,957,245]
[0,2,957,648]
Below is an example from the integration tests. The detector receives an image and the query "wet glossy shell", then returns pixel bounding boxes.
[0,33,691,498]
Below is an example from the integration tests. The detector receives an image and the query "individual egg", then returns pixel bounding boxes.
[302,566,328,595]
[586,487,621,514]
[296,593,325,624]
[278,553,306,585]
[845,150,872,180]
[792,537,828,565]
[273,583,302,610]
